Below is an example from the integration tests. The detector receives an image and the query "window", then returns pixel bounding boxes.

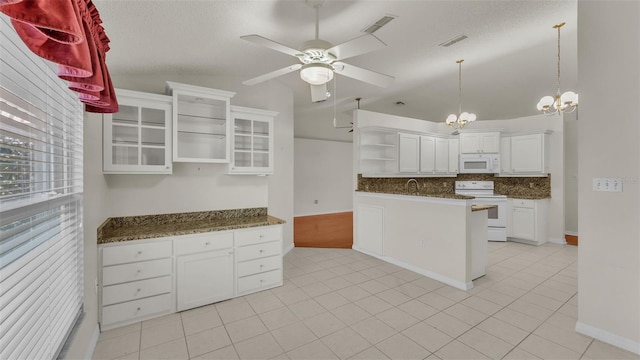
[0,16,84,360]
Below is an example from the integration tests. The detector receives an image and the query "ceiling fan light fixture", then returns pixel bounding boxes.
[300,63,334,85]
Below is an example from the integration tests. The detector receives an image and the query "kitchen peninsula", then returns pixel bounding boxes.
[354,190,490,291]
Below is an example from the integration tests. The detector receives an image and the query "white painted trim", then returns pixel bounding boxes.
[548,237,567,245]
[85,324,100,360]
[283,242,294,255]
[576,321,640,355]
[352,246,473,291]
[565,230,579,236]
[294,209,353,217]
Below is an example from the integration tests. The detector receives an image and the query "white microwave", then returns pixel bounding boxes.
[459,154,501,173]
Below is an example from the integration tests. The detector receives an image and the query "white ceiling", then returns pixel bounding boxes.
[94,0,577,141]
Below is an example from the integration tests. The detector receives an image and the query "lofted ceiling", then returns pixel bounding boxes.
[93,0,577,142]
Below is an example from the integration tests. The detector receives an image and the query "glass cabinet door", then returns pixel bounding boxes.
[103,90,172,174]
[229,108,275,175]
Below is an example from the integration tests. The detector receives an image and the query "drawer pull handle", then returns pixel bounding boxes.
[137,251,142,255]
[136,288,141,293]
[136,307,141,311]
[205,242,211,246]
[137,270,142,273]
[259,264,264,268]
[259,235,264,238]
[259,250,264,253]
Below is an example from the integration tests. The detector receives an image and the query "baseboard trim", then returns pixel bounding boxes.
[283,242,294,255]
[548,236,566,245]
[576,321,640,355]
[352,245,473,291]
[86,324,100,360]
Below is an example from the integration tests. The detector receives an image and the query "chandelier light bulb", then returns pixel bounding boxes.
[468,113,477,122]
[446,114,457,124]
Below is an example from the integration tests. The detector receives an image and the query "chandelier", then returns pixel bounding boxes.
[537,22,578,115]
[446,59,476,129]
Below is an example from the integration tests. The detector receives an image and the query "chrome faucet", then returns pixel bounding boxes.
[406,178,420,194]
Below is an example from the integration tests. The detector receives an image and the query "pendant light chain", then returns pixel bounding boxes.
[445,59,476,128]
[458,59,463,115]
[556,23,561,96]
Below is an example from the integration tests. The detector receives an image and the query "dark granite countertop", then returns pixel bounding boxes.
[355,190,474,200]
[98,208,285,244]
[471,204,498,212]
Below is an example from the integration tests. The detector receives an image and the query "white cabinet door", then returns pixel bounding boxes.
[448,138,459,173]
[434,138,449,173]
[500,137,512,174]
[103,89,173,174]
[357,204,384,256]
[229,106,277,175]
[480,133,500,153]
[511,134,543,173]
[398,133,420,173]
[460,133,482,154]
[176,248,234,311]
[419,136,435,173]
[511,207,535,241]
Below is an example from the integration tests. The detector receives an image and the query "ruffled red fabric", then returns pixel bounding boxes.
[0,0,118,113]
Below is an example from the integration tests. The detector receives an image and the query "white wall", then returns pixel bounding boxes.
[294,138,353,216]
[576,1,640,354]
[67,75,294,357]
[564,112,578,234]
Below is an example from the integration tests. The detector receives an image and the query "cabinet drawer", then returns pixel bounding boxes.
[235,226,282,247]
[237,255,281,277]
[237,269,282,294]
[236,240,281,262]
[102,293,172,327]
[103,258,172,286]
[174,232,233,255]
[102,276,172,306]
[102,241,172,266]
[512,199,535,208]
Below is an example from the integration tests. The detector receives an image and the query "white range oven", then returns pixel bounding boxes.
[455,181,507,241]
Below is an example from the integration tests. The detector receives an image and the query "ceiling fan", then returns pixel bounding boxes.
[240,0,395,103]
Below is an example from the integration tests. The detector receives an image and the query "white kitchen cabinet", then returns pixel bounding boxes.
[398,133,420,173]
[448,138,459,173]
[500,137,512,174]
[499,131,551,176]
[103,89,172,174]
[166,81,236,163]
[420,136,450,174]
[356,204,384,256]
[229,106,277,175]
[508,198,549,245]
[175,232,234,311]
[419,136,435,173]
[99,238,174,330]
[358,128,398,176]
[235,226,283,296]
[99,224,283,330]
[459,132,500,154]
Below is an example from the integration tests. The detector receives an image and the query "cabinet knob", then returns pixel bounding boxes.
[259,249,264,253]
[137,269,142,273]
[137,251,142,255]
[136,288,141,293]
[259,264,264,268]
[205,242,211,246]
[136,307,141,311]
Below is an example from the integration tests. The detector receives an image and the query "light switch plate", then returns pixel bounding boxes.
[593,177,623,192]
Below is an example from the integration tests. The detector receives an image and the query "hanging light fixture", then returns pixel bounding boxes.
[446,59,476,129]
[537,22,578,115]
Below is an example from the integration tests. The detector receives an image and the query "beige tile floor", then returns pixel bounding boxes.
[92,242,640,360]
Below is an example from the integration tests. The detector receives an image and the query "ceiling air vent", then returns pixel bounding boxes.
[363,15,397,34]
[439,34,468,47]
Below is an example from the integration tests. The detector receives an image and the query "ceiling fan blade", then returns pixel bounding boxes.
[240,34,302,57]
[333,62,394,88]
[242,64,302,86]
[325,34,386,61]
[310,83,328,103]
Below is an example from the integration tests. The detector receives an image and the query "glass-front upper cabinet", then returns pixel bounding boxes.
[229,106,277,175]
[103,89,172,174]
[166,82,236,163]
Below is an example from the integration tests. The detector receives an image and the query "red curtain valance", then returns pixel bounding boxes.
[0,0,118,113]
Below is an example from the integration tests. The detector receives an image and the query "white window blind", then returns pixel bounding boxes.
[0,15,84,360]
